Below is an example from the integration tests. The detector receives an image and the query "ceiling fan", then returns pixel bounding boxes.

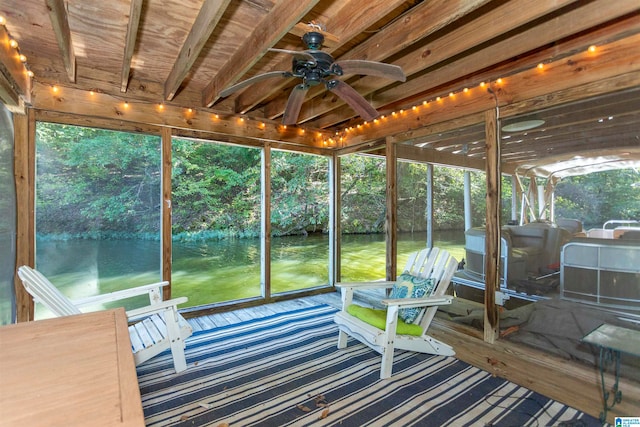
[219,31,407,125]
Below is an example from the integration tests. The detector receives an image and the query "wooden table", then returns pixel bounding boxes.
[0,308,145,426]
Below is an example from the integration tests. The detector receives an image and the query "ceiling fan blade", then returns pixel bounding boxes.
[282,84,309,125]
[268,48,316,65]
[333,60,406,82]
[326,80,379,121]
[220,71,292,97]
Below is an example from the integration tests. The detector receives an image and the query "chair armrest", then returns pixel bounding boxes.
[380,295,453,309]
[336,281,396,290]
[125,296,188,320]
[72,281,169,307]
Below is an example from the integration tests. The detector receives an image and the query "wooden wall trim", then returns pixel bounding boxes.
[31,82,331,147]
[385,138,397,281]
[13,110,34,322]
[161,127,172,300]
[261,144,271,298]
[483,107,500,342]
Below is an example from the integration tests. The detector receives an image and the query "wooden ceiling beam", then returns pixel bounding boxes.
[202,0,320,107]
[348,35,640,147]
[396,144,486,171]
[164,0,232,101]
[312,0,636,129]
[233,0,410,114]
[0,25,31,111]
[120,0,143,92]
[31,81,331,147]
[305,0,577,127]
[46,0,76,82]
[373,1,640,114]
[265,0,492,121]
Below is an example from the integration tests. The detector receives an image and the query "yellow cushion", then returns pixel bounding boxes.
[346,304,423,336]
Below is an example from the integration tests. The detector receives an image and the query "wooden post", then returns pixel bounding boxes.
[385,137,397,281]
[464,170,472,231]
[14,110,34,322]
[161,127,172,300]
[261,144,271,298]
[426,163,434,249]
[484,107,500,343]
[330,153,341,284]
[511,175,518,224]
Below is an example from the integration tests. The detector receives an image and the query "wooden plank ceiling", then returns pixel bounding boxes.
[1,0,639,169]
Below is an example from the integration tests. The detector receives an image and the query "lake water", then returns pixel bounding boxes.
[35,231,464,312]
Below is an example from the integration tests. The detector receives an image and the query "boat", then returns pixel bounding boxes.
[452,150,640,313]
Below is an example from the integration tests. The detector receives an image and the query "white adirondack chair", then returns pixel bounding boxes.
[334,247,458,379]
[17,265,192,373]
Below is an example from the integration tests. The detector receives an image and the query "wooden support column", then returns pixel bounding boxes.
[511,176,518,224]
[464,170,472,231]
[426,164,434,249]
[161,127,172,300]
[330,153,341,284]
[385,137,397,281]
[484,107,500,343]
[261,144,271,298]
[14,109,34,322]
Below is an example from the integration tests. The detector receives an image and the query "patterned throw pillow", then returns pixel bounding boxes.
[390,273,436,324]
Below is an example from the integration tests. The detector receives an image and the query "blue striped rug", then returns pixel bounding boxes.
[137,304,602,426]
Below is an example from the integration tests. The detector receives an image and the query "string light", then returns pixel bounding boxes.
[2,15,35,80]
[38,40,602,149]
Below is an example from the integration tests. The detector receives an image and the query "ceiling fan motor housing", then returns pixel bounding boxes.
[292,50,336,86]
[302,31,324,50]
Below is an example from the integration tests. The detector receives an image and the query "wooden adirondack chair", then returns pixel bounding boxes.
[17,265,192,373]
[334,247,458,379]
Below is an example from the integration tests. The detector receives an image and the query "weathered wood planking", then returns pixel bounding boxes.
[203,0,321,107]
[314,0,640,128]
[30,81,331,146]
[347,33,640,148]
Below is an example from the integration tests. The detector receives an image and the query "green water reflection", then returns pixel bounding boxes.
[35,231,464,315]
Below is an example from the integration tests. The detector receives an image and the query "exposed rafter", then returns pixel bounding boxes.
[202,0,321,107]
[46,0,75,82]
[164,0,232,100]
[263,0,492,122]
[233,0,409,114]
[120,0,143,92]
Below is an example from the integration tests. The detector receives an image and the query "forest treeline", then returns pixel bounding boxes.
[34,123,640,239]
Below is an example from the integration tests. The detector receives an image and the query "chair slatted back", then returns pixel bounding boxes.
[417,250,457,330]
[17,266,82,316]
[403,247,439,279]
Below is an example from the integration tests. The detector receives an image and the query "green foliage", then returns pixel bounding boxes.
[36,123,161,235]
[35,123,639,241]
[555,170,640,227]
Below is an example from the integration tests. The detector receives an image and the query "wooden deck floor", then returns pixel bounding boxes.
[184,291,640,423]
[186,292,342,332]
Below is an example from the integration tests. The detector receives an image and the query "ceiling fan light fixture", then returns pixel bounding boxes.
[502,119,545,132]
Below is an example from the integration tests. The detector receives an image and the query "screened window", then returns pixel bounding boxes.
[171,139,262,306]
[270,150,330,293]
[35,123,161,318]
[339,154,386,281]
